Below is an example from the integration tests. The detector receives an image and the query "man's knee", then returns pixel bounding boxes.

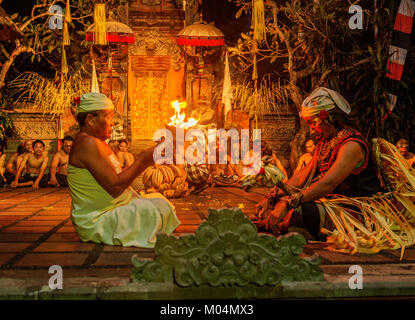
[291,202,322,240]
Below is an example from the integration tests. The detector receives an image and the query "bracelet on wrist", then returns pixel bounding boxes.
[283,192,303,209]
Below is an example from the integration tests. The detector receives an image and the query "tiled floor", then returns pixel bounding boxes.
[0,187,414,286]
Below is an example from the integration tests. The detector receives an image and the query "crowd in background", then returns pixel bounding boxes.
[0,134,413,192]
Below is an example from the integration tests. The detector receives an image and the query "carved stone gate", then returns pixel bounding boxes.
[127,1,184,153]
[128,56,172,141]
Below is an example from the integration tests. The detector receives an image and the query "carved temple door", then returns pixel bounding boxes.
[128,56,172,143]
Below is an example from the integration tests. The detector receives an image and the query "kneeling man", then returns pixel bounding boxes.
[68,92,180,248]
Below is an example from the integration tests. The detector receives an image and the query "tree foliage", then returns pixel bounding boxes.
[227,0,415,166]
[0,0,126,100]
[228,0,411,141]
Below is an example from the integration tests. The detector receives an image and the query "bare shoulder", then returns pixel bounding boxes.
[22,153,31,161]
[70,133,110,167]
[70,133,100,166]
[340,140,365,154]
[338,140,365,163]
[57,148,68,158]
[7,153,17,162]
[72,133,103,154]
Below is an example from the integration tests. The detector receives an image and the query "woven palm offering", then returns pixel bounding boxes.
[319,138,415,258]
[240,156,287,191]
[141,164,190,198]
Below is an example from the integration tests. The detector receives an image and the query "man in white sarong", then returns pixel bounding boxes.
[68,92,180,248]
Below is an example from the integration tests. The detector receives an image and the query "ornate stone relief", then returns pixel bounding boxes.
[252,116,297,140]
[142,0,161,5]
[129,31,182,70]
[10,114,57,140]
[130,208,323,287]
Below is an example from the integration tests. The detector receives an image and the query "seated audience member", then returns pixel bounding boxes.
[4,141,32,184]
[67,92,180,248]
[48,136,74,187]
[209,140,243,182]
[108,139,119,154]
[0,145,6,187]
[396,139,415,167]
[294,139,316,173]
[116,139,134,169]
[242,140,288,182]
[11,140,49,189]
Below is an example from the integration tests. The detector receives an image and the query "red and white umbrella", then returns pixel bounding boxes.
[177,20,225,101]
[86,18,135,44]
[177,21,225,47]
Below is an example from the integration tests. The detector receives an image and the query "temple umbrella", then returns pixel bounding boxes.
[0,6,23,41]
[85,16,135,44]
[85,10,135,102]
[177,19,225,101]
[177,21,225,47]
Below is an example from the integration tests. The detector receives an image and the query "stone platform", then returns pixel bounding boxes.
[0,187,414,299]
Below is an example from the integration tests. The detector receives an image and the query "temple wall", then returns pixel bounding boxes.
[7,0,298,176]
[5,106,60,173]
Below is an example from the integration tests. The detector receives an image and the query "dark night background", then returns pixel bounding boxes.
[1,0,249,78]
[2,0,33,16]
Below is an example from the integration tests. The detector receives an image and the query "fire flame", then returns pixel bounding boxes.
[168,100,199,129]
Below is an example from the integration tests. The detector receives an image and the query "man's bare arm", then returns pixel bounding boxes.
[294,154,306,173]
[125,152,134,167]
[33,156,49,187]
[14,154,29,181]
[5,154,17,174]
[279,152,317,194]
[80,137,154,198]
[49,153,60,183]
[300,141,364,203]
[274,157,288,183]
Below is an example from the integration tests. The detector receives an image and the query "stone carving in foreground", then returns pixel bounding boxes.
[130,208,324,287]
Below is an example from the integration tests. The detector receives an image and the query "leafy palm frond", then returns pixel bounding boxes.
[7,68,90,117]
[318,139,415,259]
[215,78,289,122]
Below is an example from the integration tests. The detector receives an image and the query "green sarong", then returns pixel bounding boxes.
[67,163,180,248]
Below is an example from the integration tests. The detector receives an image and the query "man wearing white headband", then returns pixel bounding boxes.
[68,92,180,248]
[255,87,381,240]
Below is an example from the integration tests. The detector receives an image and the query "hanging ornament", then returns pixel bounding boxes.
[58,115,65,140]
[222,51,233,120]
[91,57,100,93]
[252,53,258,81]
[198,53,204,76]
[93,4,108,45]
[252,0,266,43]
[108,49,112,72]
[61,48,68,74]
[65,0,72,23]
[63,0,71,46]
[63,21,70,46]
